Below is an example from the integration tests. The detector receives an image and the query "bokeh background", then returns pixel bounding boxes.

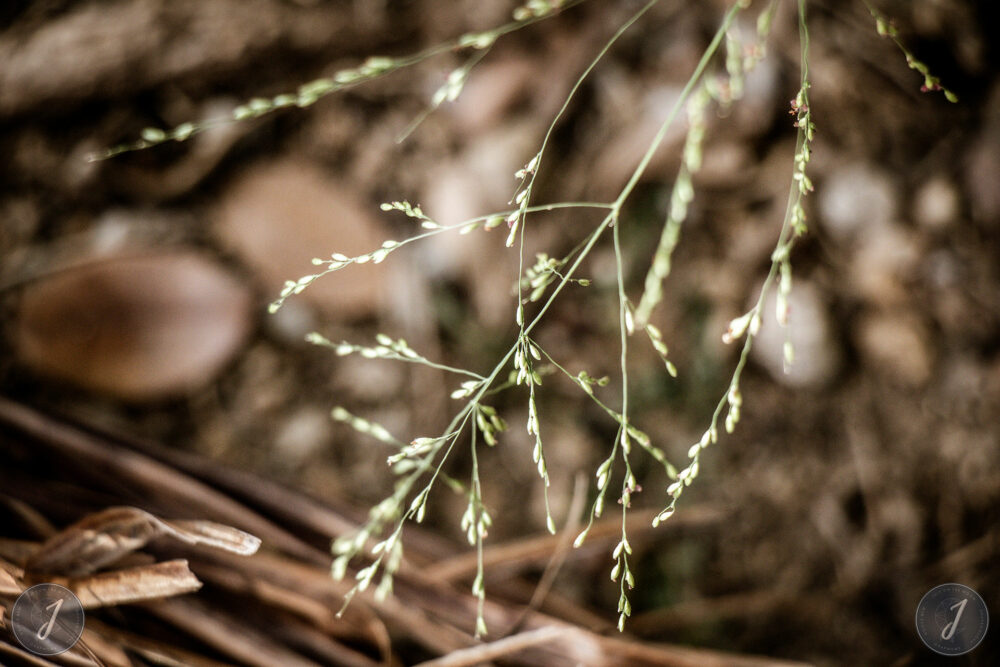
[1,0,998,664]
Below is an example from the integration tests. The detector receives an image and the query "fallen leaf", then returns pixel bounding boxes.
[26,507,260,577]
[53,559,203,608]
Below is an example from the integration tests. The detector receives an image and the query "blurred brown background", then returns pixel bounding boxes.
[1,0,998,665]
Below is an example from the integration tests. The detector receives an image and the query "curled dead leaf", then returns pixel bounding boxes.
[53,559,203,608]
[26,506,261,577]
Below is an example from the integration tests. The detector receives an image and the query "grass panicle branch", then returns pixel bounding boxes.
[862,0,958,103]
[89,0,592,162]
[94,0,955,635]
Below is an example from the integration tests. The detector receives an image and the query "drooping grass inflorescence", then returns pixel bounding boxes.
[101,0,957,636]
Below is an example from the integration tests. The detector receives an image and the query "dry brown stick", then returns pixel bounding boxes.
[73,628,127,667]
[0,555,26,594]
[188,547,473,657]
[628,590,790,635]
[73,420,364,543]
[264,614,383,667]
[597,633,815,667]
[501,473,588,637]
[495,579,610,631]
[0,640,63,666]
[140,596,320,667]
[413,625,568,667]
[0,630,111,667]
[189,559,381,647]
[0,496,58,539]
[0,398,324,566]
[413,616,815,667]
[423,504,724,583]
[392,557,815,667]
[83,616,235,667]
[446,549,611,631]
[927,527,999,578]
